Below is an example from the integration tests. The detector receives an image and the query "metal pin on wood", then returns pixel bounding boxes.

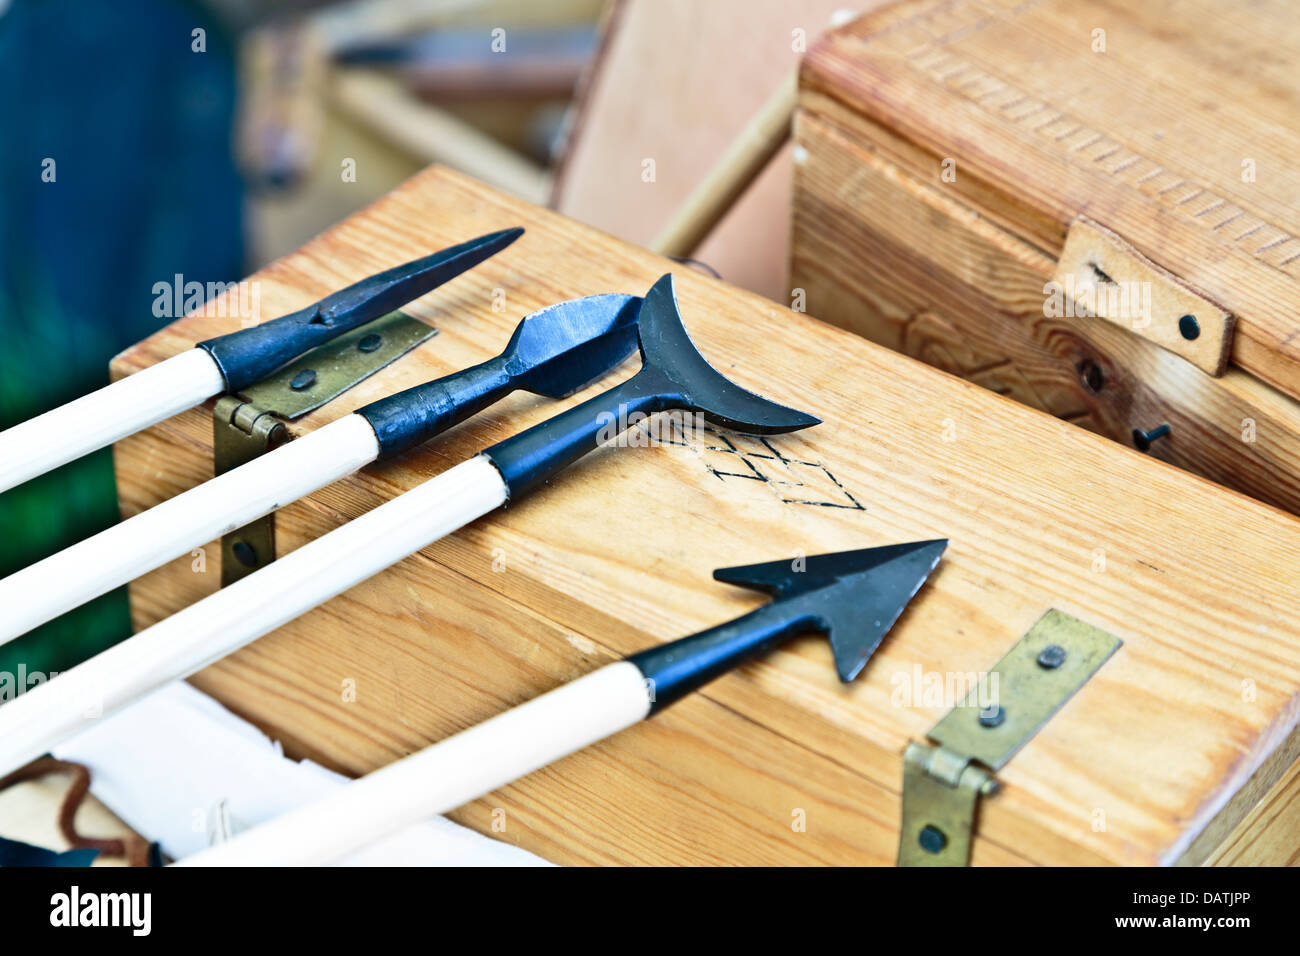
[1132,424,1171,452]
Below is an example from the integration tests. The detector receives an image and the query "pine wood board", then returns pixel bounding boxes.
[113,165,1300,865]
[791,102,1300,519]
[1205,752,1300,867]
[800,0,1300,397]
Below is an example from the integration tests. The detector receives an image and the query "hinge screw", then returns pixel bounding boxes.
[290,369,317,391]
[918,825,947,854]
[978,705,1005,728]
[1132,423,1171,452]
[1037,644,1068,669]
[231,540,259,567]
[358,333,383,353]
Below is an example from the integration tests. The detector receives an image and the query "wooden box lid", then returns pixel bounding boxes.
[115,167,1300,864]
[802,0,1300,397]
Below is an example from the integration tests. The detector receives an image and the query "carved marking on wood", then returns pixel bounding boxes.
[644,419,866,510]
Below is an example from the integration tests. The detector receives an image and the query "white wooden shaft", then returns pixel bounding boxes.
[177,662,652,866]
[0,455,507,777]
[0,349,224,494]
[0,414,381,642]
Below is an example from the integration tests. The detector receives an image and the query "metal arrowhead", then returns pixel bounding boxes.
[315,227,525,328]
[503,293,641,398]
[714,540,949,681]
[635,274,821,434]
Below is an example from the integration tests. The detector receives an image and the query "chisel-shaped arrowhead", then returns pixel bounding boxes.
[175,541,946,866]
[358,293,641,458]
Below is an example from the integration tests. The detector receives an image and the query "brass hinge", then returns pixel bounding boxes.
[897,609,1122,866]
[214,394,286,584]
[213,309,435,585]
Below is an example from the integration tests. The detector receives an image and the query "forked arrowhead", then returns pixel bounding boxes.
[483,272,820,499]
[714,540,949,681]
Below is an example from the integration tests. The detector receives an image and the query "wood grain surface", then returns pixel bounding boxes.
[800,0,1300,397]
[1205,753,1300,866]
[114,165,1300,865]
[1052,217,1235,377]
[791,101,1300,520]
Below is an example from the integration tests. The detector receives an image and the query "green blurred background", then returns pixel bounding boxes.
[0,0,598,685]
[0,0,243,681]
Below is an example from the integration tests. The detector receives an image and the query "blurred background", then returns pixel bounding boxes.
[0,0,854,680]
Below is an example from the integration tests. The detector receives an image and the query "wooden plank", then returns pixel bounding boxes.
[791,103,1300,520]
[1207,755,1300,866]
[801,0,1300,397]
[114,165,1300,865]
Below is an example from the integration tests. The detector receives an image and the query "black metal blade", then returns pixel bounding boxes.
[315,227,524,329]
[504,294,641,398]
[627,540,948,711]
[483,272,822,499]
[715,540,948,681]
[637,274,821,434]
[200,227,523,391]
[358,293,642,459]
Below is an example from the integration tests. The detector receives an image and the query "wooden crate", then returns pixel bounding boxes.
[114,165,1300,865]
[793,0,1300,519]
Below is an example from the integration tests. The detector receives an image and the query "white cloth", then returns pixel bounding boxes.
[54,681,549,866]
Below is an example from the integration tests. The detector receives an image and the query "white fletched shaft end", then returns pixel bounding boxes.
[0,413,381,642]
[0,455,508,777]
[0,348,225,494]
[177,661,652,866]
